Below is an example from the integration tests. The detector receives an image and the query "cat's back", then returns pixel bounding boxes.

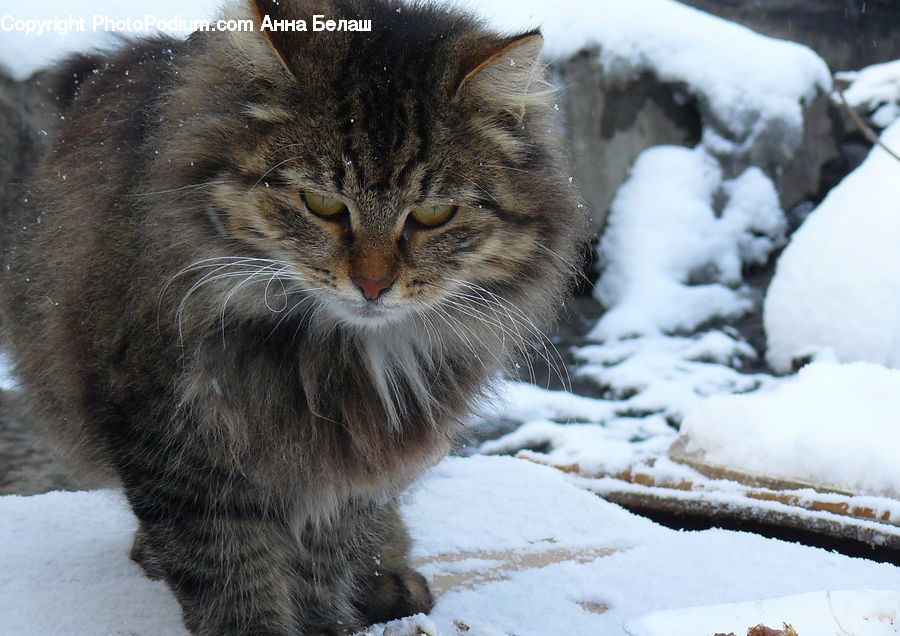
[0,40,194,448]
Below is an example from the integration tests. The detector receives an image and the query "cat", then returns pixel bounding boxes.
[0,0,588,633]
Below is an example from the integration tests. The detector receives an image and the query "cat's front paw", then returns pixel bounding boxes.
[358,567,434,626]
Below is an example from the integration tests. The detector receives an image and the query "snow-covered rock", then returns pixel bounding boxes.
[679,361,900,498]
[528,0,835,231]
[764,118,900,372]
[839,58,900,128]
[590,146,784,339]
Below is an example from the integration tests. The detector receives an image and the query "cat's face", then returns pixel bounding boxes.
[212,129,547,329]
[197,0,580,331]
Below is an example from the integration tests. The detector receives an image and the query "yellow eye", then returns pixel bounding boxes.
[301,191,347,217]
[409,204,458,228]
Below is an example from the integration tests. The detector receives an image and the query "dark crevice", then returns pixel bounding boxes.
[620,503,900,566]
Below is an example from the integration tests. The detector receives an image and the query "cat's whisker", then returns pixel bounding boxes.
[479,163,539,176]
[267,294,320,342]
[412,308,445,376]
[249,155,306,191]
[263,266,292,313]
[165,257,304,345]
[446,279,572,393]
[451,171,503,207]
[429,301,508,375]
[219,268,287,347]
[427,304,483,366]
[128,178,239,200]
[216,265,317,347]
[441,292,540,386]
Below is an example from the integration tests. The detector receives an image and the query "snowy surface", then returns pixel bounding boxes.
[764,118,900,372]
[482,328,776,479]
[680,361,900,498]
[628,590,900,636]
[590,147,784,339]
[839,59,900,128]
[0,352,17,391]
[5,456,900,636]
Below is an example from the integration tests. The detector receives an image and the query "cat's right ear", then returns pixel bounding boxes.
[452,30,552,120]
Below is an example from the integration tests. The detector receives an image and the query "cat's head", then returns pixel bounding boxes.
[186,0,587,333]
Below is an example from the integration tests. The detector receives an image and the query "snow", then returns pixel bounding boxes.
[466,0,830,143]
[6,456,900,636]
[590,148,784,339]
[839,59,900,128]
[679,361,900,498]
[764,118,900,372]
[0,490,186,634]
[628,590,900,636]
[0,352,17,391]
[480,329,779,478]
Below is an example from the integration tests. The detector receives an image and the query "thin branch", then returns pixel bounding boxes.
[836,84,900,163]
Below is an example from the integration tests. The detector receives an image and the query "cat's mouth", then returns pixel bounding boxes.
[326,294,409,329]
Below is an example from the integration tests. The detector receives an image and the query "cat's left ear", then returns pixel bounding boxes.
[453,30,549,116]
[248,0,301,75]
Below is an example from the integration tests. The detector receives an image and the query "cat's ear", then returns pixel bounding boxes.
[454,30,550,117]
[248,0,301,75]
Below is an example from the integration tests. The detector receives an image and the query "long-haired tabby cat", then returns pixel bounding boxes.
[0,0,587,632]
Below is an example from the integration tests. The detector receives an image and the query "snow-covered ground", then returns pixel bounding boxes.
[4,457,900,636]
[3,1,900,635]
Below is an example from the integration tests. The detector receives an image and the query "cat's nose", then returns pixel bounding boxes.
[352,275,394,301]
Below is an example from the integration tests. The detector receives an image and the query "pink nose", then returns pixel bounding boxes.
[352,275,394,300]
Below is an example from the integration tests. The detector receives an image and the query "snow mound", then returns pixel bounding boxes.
[679,361,900,498]
[590,146,784,339]
[839,59,900,128]
[764,118,900,372]
[576,330,774,421]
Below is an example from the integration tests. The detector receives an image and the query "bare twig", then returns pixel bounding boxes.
[835,84,900,163]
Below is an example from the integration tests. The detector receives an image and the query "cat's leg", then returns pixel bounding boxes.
[133,501,299,634]
[129,523,164,580]
[118,456,300,635]
[292,498,433,632]
[352,499,434,626]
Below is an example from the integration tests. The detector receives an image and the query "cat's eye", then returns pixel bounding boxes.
[408,204,458,228]
[301,191,347,218]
